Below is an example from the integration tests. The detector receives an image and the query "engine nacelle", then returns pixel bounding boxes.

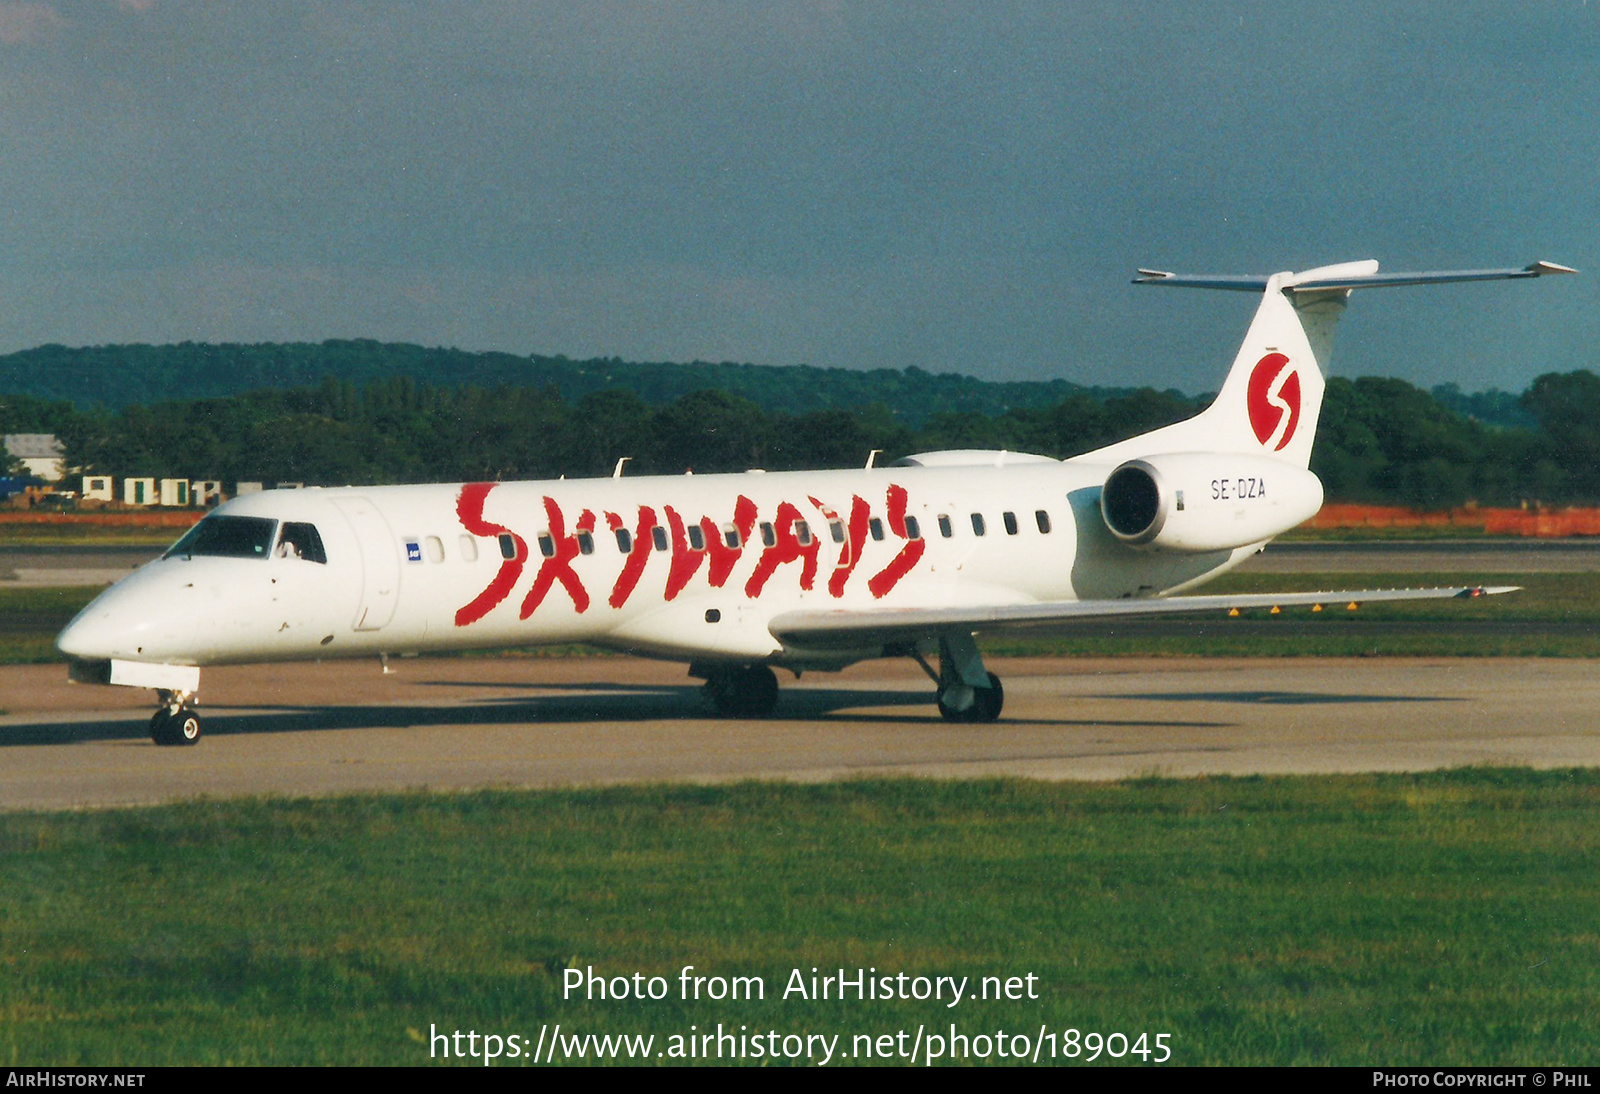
[1100,453,1324,552]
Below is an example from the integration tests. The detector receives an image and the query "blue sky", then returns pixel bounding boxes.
[0,2,1594,394]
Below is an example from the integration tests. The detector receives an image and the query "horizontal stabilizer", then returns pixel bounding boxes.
[1134,261,1577,293]
[770,586,1517,649]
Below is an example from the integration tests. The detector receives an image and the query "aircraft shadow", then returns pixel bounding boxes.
[1100,690,1460,706]
[0,684,1231,746]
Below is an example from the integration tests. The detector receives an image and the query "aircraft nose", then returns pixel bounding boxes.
[55,570,197,662]
[55,610,118,661]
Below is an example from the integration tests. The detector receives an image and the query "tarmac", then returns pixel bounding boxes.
[2,655,1596,811]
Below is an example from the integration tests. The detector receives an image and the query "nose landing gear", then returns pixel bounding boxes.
[150,690,202,746]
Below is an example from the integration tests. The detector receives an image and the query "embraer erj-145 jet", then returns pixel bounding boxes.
[57,260,1575,745]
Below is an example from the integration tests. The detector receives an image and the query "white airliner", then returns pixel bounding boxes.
[56,260,1574,744]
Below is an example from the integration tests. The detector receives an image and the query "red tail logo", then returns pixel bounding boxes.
[1246,352,1301,451]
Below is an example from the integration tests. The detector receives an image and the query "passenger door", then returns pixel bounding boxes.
[331,496,401,631]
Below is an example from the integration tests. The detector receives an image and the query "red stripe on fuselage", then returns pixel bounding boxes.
[702,494,757,588]
[824,494,872,598]
[663,505,706,601]
[744,501,820,597]
[520,495,590,617]
[454,483,527,627]
[608,506,657,609]
[867,483,924,598]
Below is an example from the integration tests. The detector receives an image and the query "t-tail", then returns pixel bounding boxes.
[1085,259,1577,469]
[1078,259,1575,554]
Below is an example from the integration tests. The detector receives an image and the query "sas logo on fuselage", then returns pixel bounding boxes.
[1246,352,1301,452]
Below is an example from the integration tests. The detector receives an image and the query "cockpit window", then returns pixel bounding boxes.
[165,516,279,560]
[276,522,327,564]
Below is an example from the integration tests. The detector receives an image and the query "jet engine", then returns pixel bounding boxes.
[1100,453,1323,552]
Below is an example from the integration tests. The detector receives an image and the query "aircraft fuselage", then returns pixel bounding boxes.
[56,459,1259,671]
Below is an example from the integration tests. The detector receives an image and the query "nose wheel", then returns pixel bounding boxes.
[150,690,202,746]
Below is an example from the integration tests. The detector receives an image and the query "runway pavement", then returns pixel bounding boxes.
[2,655,1596,811]
[0,546,154,588]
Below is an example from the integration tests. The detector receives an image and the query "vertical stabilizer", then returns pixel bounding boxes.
[1078,258,1574,469]
[1083,268,1341,468]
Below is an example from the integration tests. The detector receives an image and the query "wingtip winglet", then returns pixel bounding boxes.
[1528,261,1579,276]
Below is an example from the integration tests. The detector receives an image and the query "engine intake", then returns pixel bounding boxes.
[1102,462,1165,542]
[1099,453,1323,552]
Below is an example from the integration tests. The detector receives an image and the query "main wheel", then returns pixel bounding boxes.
[151,708,202,746]
[706,665,780,717]
[937,673,1003,723]
[970,673,1004,723]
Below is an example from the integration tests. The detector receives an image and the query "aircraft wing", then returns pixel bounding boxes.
[767,585,1517,649]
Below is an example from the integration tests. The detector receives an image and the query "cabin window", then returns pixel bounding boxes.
[498,533,518,560]
[1003,511,1018,536]
[652,525,670,552]
[904,515,922,540]
[688,525,706,551]
[1035,509,1052,534]
[723,523,742,549]
[424,535,445,563]
[577,531,594,555]
[869,517,885,542]
[794,520,814,546]
[165,515,278,561]
[277,522,327,564]
[937,514,953,538]
[536,533,555,558]
[459,535,479,562]
[829,519,845,544]
[971,513,986,536]
[760,522,776,547]
[615,528,633,554]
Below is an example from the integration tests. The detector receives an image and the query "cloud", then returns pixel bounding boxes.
[0,2,64,44]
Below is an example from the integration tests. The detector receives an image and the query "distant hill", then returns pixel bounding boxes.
[0,340,1178,425]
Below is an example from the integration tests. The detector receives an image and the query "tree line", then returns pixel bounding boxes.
[0,340,1142,424]
[5,368,1600,507]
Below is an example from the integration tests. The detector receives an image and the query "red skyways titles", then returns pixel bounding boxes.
[454,482,527,627]
[521,497,593,616]
[867,484,925,599]
[453,483,928,627]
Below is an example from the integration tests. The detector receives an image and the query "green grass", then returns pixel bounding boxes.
[1,772,1596,1066]
[0,587,97,663]
[0,525,186,547]
[989,572,1600,657]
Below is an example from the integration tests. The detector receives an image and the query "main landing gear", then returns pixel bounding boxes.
[699,664,780,717]
[912,633,1004,723]
[150,689,202,746]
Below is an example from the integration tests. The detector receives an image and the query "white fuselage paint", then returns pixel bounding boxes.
[56,458,1270,671]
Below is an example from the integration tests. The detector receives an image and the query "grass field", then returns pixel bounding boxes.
[0,525,187,547]
[984,571,1600,658]
[1,772,1595,1066]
